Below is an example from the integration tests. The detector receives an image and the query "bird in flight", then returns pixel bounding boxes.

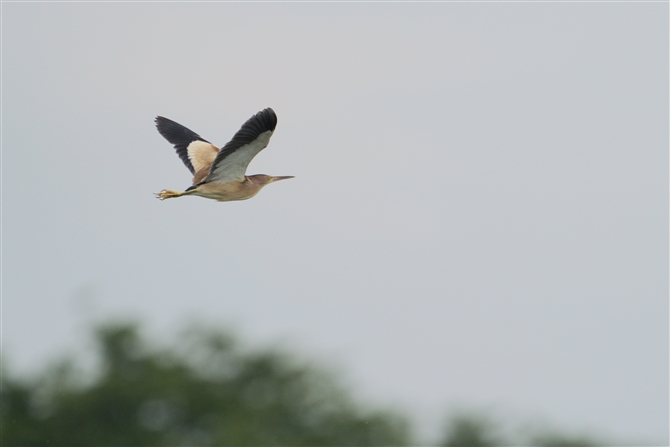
[154,108,293,202]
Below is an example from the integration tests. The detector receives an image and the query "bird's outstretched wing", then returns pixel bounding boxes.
[155,116,219,175]
[204,108,277,183]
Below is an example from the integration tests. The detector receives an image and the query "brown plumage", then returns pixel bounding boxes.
[154,108,293,202]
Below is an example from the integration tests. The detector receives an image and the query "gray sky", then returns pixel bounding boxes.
[3,2,668,444]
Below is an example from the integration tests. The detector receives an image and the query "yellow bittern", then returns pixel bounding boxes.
[154,108,293,202]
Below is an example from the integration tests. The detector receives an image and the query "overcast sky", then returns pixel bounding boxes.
[3,2,668,444]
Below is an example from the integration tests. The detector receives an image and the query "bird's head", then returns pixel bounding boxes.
[248,174,295,187]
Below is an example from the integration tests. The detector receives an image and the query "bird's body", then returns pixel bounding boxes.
[154,108,293,202]
[160,174,282,202]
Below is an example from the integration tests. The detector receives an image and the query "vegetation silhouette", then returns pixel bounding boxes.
[2,322,409,446]
[2,321,610,446]
[439,410,599,447]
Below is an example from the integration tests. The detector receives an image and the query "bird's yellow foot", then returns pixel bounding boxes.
[155,189,182,200]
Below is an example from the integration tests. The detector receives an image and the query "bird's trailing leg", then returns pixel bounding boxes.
[155,189,191,200]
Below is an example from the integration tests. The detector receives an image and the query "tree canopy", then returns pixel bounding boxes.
[2,322,409,446]
[2,321,610,446]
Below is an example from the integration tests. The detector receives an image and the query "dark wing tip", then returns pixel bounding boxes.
[257,107,277,133]
[154,115,172,132]
[228,108,277,144]
[155,116,175,134]
[155,116,205,141]
[216,107,278,152]
[155,116,210,175]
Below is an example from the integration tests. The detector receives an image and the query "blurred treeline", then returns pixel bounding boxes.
[2,322,604,446]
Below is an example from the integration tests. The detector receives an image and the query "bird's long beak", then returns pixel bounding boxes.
[269,176,295,183]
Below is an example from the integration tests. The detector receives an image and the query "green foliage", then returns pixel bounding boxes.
[0,321,618,446]
[1,322,410,446]
[530,432,598,447]
[441,412,502,447]
[440,412,604,447]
